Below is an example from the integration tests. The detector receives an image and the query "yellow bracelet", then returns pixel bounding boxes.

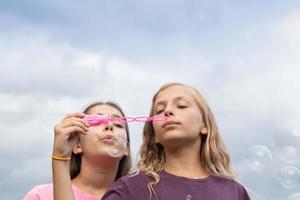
[52,155,71,161]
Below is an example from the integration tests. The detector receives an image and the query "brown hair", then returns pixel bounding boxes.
[137,83,236,197]
[70,102,131,180]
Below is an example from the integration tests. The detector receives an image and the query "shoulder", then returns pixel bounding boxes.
[23,183,53,200]
[102,172,152,200]
[210,176,250,199]
[210,175,243,188]
[119,171,152,185]
[111,171,151,191]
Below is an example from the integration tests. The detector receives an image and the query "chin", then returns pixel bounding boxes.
[160,135,200,148]
[159,135,185,145]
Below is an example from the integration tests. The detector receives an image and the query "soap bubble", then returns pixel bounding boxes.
[185,194,192,200]
[278,165,300,189]
[273,120,300,165]
[246,145,272,172]
[288,193,300,200]
[246,188,265,200]
[102,135,127,158]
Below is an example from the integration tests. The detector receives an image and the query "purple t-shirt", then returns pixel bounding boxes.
[102,171,250,200]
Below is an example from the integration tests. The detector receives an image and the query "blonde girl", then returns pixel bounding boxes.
[102,83,250,200]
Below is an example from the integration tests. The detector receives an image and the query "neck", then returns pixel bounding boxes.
[164,139,209,179]
[72,155,119,197]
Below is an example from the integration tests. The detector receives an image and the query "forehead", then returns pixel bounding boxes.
[154,85,194,104]
[87,104,123,116]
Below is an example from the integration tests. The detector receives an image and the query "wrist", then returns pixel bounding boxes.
[51,153,71,161]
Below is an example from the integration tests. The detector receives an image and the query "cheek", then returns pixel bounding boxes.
[153,122,163,134]
[117,130,128,141]
[87,126,102,135]
[185,112,202,132]
[81,134,96,144]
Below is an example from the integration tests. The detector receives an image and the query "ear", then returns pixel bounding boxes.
[200,127,208,135]
[123,145,129,156]
[72,142,83,154]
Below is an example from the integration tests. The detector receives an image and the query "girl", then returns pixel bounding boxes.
[23,102,131,200]
[102,83,250,200]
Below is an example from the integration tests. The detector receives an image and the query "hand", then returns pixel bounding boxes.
[52,112,89,157]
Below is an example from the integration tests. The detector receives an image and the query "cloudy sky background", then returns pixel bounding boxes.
[1,0,300,199]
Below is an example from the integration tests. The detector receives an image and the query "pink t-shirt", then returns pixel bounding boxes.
[23,183,101,200]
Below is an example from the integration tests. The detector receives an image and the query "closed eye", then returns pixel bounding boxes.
[114,123,124,128]
[155,110,164,114]
[178,105,188,109]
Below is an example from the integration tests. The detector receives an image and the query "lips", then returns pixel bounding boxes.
[162,121,181,128]
[101,134,114,140]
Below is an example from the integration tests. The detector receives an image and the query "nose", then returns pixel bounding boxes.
[164,110,174,117]
[103,122,114,132]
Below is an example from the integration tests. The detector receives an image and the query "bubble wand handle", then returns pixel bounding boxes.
[84,114,109,126]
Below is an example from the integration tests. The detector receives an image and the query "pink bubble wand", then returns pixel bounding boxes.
[84,114,168,126]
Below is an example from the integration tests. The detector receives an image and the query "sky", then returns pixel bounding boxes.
[1,0,300,199]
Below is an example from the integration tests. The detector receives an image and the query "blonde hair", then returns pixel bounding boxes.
[137,83,236,199]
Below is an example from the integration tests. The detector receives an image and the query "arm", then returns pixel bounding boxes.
[52,160,74,200]
[239,186,251,200]
[52,112,89,200]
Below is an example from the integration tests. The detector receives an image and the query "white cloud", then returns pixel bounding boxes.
[209,11,300,115]
[276,12,300,50]
[11,156,51,181]
[0,30,106,97]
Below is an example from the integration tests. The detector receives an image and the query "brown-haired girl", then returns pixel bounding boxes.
[24,102,131,200]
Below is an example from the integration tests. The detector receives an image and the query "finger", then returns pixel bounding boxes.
[61,116,90,128]
[60,120,89,132]
[62,126,88,136]
[77,117,90,127]
[62,112,86,121]
[70,117,90,128]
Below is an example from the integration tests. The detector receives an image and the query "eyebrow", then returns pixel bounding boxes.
[97,113,122,118]
[154,96,191,107]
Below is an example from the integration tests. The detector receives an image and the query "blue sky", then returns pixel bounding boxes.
[1,0,300,199]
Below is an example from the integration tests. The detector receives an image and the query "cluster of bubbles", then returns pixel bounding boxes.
[102,135,128,158]
[245,119,300,199]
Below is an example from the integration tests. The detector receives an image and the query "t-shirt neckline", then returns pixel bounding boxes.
[160,170,211,182]
[72,184,101,200]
